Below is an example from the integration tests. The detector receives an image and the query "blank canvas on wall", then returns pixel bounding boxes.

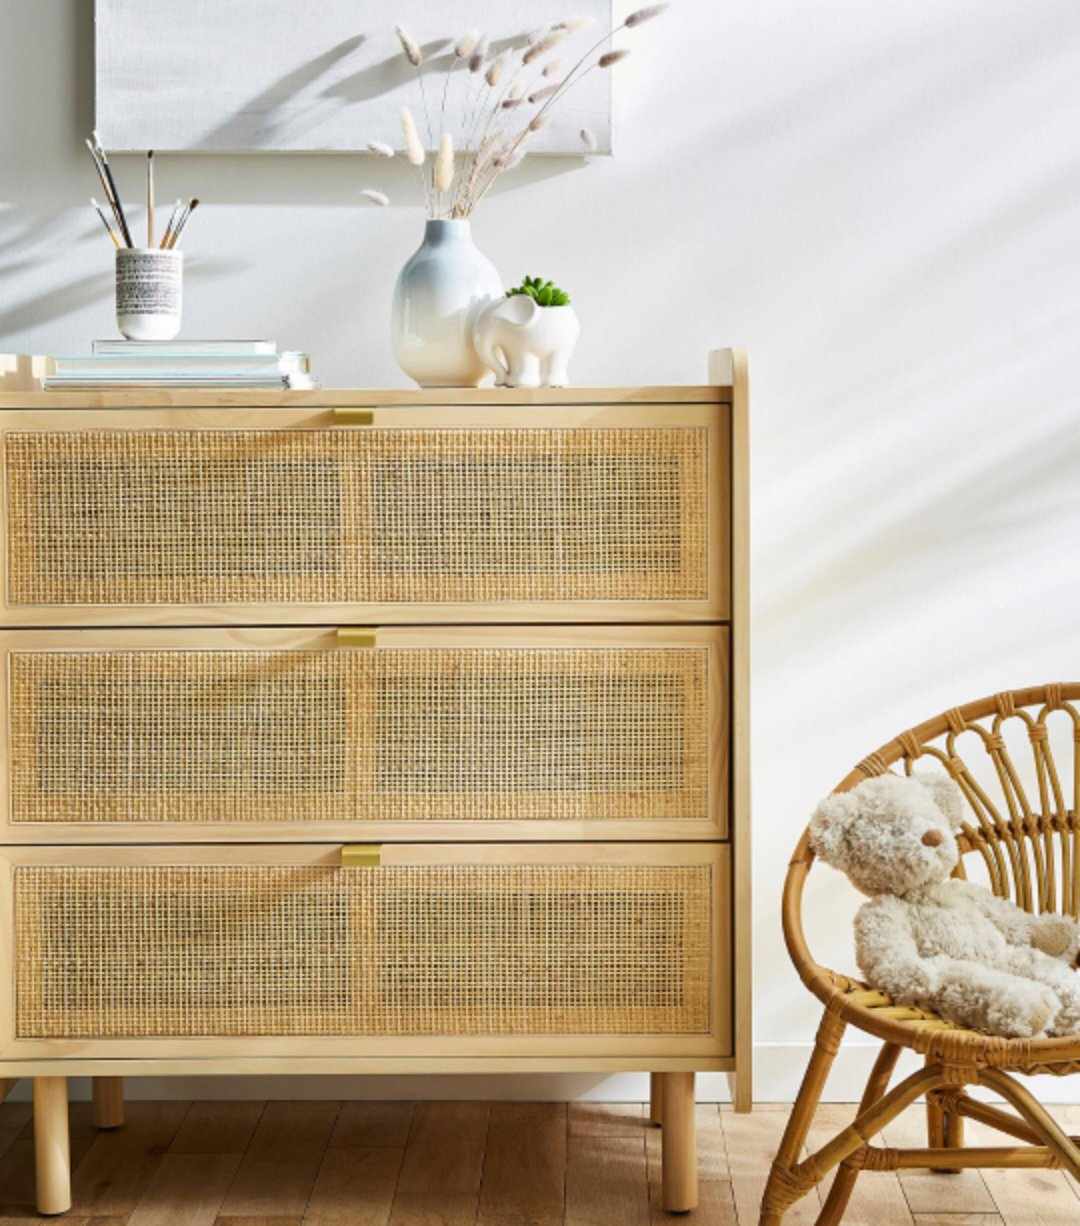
[95,0,613,155]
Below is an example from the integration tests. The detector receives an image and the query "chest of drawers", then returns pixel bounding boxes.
[0,351,750,1216]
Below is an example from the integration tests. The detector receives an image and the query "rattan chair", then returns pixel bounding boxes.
[762,684,1080,1225]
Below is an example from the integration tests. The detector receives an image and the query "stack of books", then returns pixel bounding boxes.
[43,340,316,390]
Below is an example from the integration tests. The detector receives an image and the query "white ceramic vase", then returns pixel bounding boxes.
[473,294,581,388]
[391,220,502,388]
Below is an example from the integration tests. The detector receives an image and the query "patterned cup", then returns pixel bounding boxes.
[116,248,183,341]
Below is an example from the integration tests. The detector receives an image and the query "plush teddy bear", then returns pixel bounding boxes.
[810,772,1080,1039]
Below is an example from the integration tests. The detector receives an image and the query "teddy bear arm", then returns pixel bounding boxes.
[958,882,1080,961]
[855,901,942,1002]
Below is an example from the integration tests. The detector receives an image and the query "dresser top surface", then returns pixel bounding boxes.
[0,385,729,410]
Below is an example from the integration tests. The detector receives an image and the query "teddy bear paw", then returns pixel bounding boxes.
[1033,917,1079,959]
[988,984,1060,1039]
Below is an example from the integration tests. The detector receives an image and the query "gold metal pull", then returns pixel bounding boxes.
[336,627,377,648]
[332,408,375,425]
[341,845,382,868]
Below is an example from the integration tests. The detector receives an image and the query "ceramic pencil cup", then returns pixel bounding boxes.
[115,247,183,341]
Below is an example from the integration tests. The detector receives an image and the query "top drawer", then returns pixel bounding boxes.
[0,405,729,626]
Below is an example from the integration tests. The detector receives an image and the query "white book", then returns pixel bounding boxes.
[92,339,277,357]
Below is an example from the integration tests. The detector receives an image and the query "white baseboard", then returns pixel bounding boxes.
[7,1044,1080,1103]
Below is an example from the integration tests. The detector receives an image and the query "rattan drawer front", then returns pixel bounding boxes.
[0,405,729,625]
[0,843,731,1060]
[0,626,728,842]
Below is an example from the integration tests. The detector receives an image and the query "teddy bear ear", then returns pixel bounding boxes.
[809,791,858,868]
[914,772,966,829]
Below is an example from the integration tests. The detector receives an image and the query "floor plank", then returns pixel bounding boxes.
[806,1104,913,1225]
[478,1102,567,1226]
[720,1105,822,1225]
[961,1116,1080,1225]
[568,1103,646,1138]
[329,1102,415,1150]
[647,1175,737,1225]
[219,1101,340,1220]
[911,1216,1004,1225]
[646,1104,728,1187]
[171,1101,265,1156]
[215,1218,304,1226]
[388,1102,490,1226]
[129,1152,241,1226]
[565,1135,648,1226]
[306,1146,403,1226]
[70,1101,191,1218]
[881,1103,998,1217]
[0,1103,100,1218]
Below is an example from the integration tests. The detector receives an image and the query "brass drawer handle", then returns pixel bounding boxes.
[336,627,377,647]
[341,845,382,868]
[331,408,375,425]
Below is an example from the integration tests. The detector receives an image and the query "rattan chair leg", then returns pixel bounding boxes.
[33,1077,70,1217]
[979,1069,1080,1182]
[92,1077,124,1130]
[927,1079,964,1174]
[815,1042,902,1226]
[759,1011,847,1224]
[650,1072,664,1127]
[660,1072,697,1213]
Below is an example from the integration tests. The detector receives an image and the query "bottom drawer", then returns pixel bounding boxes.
[1,843,730,1061]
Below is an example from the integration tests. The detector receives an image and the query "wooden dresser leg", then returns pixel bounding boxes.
[33,1077,71,1217]
[0,1078,15,1103]
[92,1076,125,1129]
[660,1072,697,1213]
[649,1072,664,1126]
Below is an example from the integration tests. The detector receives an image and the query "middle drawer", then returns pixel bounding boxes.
[0,625,728,843]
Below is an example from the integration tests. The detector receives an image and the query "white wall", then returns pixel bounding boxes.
[3,0,1080,1102]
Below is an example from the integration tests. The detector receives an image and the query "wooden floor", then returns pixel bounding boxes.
[1,1099,1079,1224]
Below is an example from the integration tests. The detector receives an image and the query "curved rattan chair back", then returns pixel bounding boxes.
[784,684,1080,1004]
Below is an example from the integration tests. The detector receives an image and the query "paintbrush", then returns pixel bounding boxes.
[146,150,155,247]
[91,130,133,247]
[90,197,120,248]
[160,198,183,250]
[84,138,128,246]
[169,197,200,248]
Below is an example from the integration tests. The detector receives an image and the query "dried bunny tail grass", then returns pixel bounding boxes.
[528,113,549,133]
[523,30,568,64]
[367,140,395,158]
[435,133,455,193]
[625,3,670,26]
[454,29,480,58]
[598,49,631,67]
[580,127,598,152]
[401,107,426,165]
[486,51,508,87]
[360,189,390,206]
[501,95,526,109]
[528,83,560,104]
[542,59,564,77]
[555,15,597,31]
[395,25,423,67]
[503,146,528,170]
[469,34,490,73]
[501,77,526,106]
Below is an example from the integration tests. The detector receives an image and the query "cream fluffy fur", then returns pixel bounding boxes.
[811,773,1080,1039]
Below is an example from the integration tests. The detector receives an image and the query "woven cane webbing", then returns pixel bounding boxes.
[5,428,708,606]
[14,863,712,1038]
[9,647,708,825]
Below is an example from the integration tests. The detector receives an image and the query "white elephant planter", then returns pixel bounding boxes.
[473,295,581,388]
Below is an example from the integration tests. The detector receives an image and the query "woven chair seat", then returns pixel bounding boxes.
[810,968,1080,1075]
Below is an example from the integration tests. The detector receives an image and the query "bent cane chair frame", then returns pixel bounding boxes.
[762,683,1080,1225]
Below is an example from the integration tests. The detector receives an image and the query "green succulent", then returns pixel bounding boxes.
[507,275,571,308]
